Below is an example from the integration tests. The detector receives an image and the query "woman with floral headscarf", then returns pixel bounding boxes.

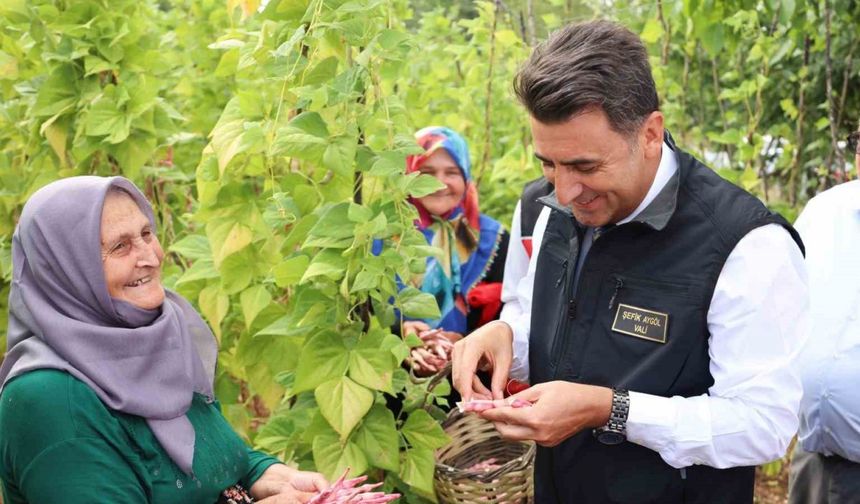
[399,127,509,376]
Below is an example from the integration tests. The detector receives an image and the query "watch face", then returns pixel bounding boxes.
[597,430,625,446]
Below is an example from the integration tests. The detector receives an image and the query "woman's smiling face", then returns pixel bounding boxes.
[416,148,467,217]
[100,190,165,310]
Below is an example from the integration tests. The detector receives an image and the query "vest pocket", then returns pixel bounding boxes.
[565,274,707,394]
[531,219,575,361]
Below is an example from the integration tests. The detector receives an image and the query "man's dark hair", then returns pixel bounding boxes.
[514,20,660,136]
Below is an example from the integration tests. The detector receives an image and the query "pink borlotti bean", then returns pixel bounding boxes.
[465,457,501,472]
[307,469,400,503]
[456,398,534,413]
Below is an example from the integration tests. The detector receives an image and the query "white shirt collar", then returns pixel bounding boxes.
[617,142,678,225]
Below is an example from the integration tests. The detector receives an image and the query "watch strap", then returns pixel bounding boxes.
[594,388,629,443]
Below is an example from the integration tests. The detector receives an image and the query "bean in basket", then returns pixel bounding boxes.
[464,457,503,472]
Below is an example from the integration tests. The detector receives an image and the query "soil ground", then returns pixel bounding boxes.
[755,460,791,504]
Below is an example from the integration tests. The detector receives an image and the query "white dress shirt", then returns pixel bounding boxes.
[793,180,860,463]
[505,143,809,469]
[499,202,549,382]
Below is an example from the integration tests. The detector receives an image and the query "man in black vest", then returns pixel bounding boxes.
[452,20,808,503]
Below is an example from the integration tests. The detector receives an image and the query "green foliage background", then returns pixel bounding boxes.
[1,0,858,499]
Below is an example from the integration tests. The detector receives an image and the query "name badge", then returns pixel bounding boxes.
[611,304,669,344]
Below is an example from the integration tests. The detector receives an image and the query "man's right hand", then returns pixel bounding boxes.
[451,320,514,402]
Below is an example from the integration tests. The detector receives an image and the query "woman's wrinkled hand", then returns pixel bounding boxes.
[408,328,464,376]
[409,346,446,376]
[402,320,431,337]
[251,464,328,503]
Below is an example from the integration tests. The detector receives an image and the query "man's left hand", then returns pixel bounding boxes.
[478,381,613,447]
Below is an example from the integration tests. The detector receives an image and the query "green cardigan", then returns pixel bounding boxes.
[0,370,280,503]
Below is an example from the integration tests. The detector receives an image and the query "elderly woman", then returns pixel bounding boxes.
[398,127,509,376]
[0,177,326,504]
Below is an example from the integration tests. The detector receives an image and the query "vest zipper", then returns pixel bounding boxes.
[550,225,596,372]
[555,260,568,287]
[550,244,579,369]
[552,225,617,378]
[608,276,624,310]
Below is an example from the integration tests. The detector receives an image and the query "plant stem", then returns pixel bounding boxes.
[475,1,499,190]
[657,0,670,65]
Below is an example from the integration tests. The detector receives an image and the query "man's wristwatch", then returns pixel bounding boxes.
[593,388,630,445]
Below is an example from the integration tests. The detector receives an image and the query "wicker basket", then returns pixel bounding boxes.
[434,409,535,503]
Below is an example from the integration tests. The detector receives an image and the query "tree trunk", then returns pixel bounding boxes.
[789,35,810,206]
[824,0,845,184]
[525,0,537,47]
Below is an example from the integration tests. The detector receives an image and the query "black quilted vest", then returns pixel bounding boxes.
[529,136,803,504]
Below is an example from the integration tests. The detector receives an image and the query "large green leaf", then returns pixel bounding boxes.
[300,249,347,283]
[303,56,339,85]
[347,202,373,223]
[32,65,78,117]
[348,350,394,392]
[206,220,253,268]
[219,249,254,294]
[399,447,436,497]
[313,433,368,481]
[253,413,305,455]
[382,332,410,364]
[273,112,329,161]
[348,330,396,393]
[209,97,264,174]
[294,331,350,393]
[273,255,310,287]
[323,133,357,177]
[405,173,445,198]
[398,287,441,319]
[354,405,399,472]
[401,409,450,450]
[240,285,272,330]
[85,96,131,144]
[114,135,156,177]
[307,203,356,239]
[315,376,374,439]
[349,268,381,293]
[254,314,313,339]
[368,151,408,177]
[169,235,212,261]
[198,285,229,341]
[175,259,220,285]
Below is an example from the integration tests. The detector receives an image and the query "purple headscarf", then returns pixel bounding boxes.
[0,176,217,475]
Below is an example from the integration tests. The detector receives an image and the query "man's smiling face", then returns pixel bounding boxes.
[531,107,663,227]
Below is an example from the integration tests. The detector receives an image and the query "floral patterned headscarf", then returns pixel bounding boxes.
[404,127,503,333]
